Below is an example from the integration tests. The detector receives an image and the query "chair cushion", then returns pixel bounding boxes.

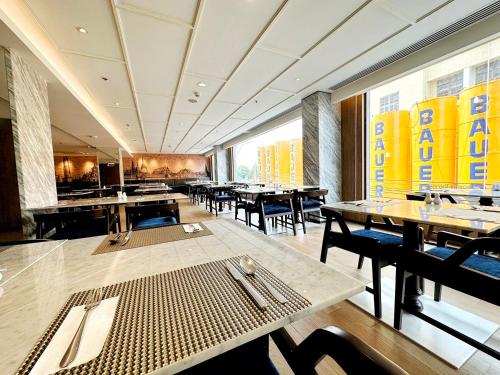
[134,216,178,230]
[214,194,235,202]
[426,247,500,278]
[302,200,322,210]
[351,229,403,247]
[263,203,291,215]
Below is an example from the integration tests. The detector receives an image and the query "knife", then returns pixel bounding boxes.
[226,261,268,310]
[121,228,133,246]
[255,274,288,304]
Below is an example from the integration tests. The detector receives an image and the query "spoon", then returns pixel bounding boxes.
[239,256,287,304]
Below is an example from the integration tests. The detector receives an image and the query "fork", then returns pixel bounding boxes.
[60,288,104,368]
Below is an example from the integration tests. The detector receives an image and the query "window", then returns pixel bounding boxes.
[475,58,500,83]
[379,92,399,113]
[233,119,303,185]
[366,37,500,199]
[436,71,463,96]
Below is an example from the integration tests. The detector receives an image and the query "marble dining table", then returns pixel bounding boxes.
[0,219,364,374]
[27,192,190,210]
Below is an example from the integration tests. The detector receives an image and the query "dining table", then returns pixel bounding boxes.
[28,192,190,211]
[0,219,364,374]
[320,199,500,313]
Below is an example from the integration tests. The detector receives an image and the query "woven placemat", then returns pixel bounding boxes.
[93,223,213,255]
[16,256,310,374]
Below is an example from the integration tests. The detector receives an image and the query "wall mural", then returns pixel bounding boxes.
[123,153,210,180]
[54,155,98,184]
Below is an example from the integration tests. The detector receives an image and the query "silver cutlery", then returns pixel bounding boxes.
[121,228,133,246]
[60,288,104,368]
[239,256,288,304]
[225,261,268,310]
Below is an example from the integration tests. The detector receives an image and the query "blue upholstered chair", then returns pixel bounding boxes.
[393,231,499,360]
[207,186,237,216]
[33,208,114,240]
[125,202,180,230]
[247,193,297,236]
[295,189,328,233]
[320,207,404,318]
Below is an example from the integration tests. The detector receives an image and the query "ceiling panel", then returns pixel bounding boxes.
[143,121,165,152]
[270,2,409,93]
[198,101,241,125]
[175,74,225,115]
[63,54,134,108]
[26,0,123,59]
[311,0,498,93]
[187,0,284,79]
[176,124,215,152]
[118,8,189,96]
[217,48,295,104]
[118,0,197,24]
[261,0,366,57]
[232,89,291,120]
[377,0,449,23]
[137,94,172,123]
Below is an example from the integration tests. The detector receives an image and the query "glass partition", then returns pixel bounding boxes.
[367,37,500,199]
[233,118,303,185]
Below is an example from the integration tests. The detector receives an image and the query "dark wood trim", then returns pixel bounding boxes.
[340,94,365,223]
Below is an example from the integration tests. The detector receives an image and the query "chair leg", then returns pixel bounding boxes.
[320,217,332,263]
[262,215,268,235]
[371,257,382,319]
[290,213,297,236]
[300,210,306,234]
[357,255,364,269]
[394,263,406,330]
[434,283,442,302]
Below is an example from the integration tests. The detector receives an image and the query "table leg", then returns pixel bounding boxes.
[402,221,424,313]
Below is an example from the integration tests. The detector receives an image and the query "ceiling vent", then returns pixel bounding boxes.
[331,1,500,90]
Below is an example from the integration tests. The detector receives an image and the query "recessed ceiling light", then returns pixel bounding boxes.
[88,135,98,139]
[131,139,137,142]
[76,26,88,34]
[101,76,108,81]
[126,123,131,128]
[114,102,120,106]
[295,77,301,81]
[188,98,198,103]
[197,82,207,87]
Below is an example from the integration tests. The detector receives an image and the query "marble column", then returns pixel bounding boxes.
[5,49,57,234]
[302,91,341,202]
[213,145,229,183]
[118,148,125,186]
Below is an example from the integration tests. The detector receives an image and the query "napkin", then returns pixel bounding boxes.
[183,223,203,233]
[29,296,119,375]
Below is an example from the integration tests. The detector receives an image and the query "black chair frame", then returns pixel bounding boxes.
[394,231,500,360]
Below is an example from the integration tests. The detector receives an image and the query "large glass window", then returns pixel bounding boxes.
[367,38,500,199]
[233,118,303,185]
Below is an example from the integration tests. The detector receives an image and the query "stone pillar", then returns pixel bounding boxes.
[5,49,57,234]
[213,145,229,183]
[302,91,341,202]
[118,148,125,186]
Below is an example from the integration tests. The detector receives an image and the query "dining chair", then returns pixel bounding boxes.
[125,202,180,230]
[320,208,403,318]
[271,326,408,375]
[294,189,328,233]
[207,186,237,216]
[394,230,500,360]
[234,191,252,225]
[248,193,297,236]
[33,208,112,240]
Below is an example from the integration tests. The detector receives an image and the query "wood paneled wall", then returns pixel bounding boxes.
[341,94,366,223]
[0,119,21,231]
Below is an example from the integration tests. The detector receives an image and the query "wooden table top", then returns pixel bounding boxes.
[28,193,190,210]
[322,200,500,234]
[0,219,363,374]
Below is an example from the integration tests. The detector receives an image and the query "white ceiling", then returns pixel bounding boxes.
[14,0,499,154]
